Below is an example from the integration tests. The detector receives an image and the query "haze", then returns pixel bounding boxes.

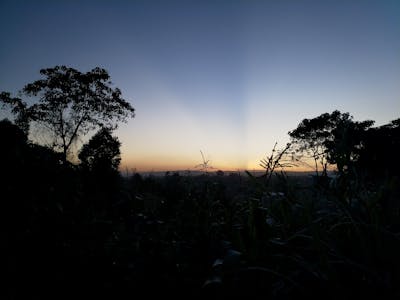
[1,0,399,171]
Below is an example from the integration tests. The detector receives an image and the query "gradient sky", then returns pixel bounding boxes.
[1,0,399,171]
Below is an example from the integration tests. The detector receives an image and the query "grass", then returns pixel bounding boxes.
[5,147,400,299]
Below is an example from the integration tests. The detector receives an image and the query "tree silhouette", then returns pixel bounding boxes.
[325,117,374,175]
[0,66,135,163]
[355,118,400,179]
[289,111,345,176]
[78,127,122,216]
[0,92,30,134]
[289,110,374,176]
[0,118,28,174]
[78,127,121,172]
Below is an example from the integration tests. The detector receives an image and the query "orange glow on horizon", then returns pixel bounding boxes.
[119,157,336,173]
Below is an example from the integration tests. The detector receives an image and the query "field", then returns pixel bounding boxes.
[5,156,400,299]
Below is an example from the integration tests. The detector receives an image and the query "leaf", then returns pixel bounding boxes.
[202,275,222,289]
[219,249,241,269]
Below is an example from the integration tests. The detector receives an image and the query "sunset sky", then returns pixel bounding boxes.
[1,0,399,171]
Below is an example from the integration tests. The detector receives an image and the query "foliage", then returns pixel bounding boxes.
[78,127,121,172]
[356,118,400,179]
[289,110,375,176]
[0,92,30,134]
[0,118,27,152]
[3,110,400,298]
[0,66,135,162]
[325,117,374,175]
[258,142,295,186]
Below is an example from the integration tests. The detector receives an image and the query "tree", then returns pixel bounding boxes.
[289,110,374,176]
[0,66,135,162]
[355,118,400,179]
[78,128,122,215]
[78,127,121,172]
[0,92,30,134]
[325,117,374,174]
[0,118,28,172]
[289,111,346,176]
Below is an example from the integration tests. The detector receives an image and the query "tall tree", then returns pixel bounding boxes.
[289,110,374,175]
[325,117,374,174]
[0,66,135,162]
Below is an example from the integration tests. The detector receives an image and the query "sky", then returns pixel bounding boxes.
[1,0,399,171]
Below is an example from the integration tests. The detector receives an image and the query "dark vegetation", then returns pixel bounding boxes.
[2,66,400,299]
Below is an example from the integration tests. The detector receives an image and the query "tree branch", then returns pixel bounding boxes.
[65,113,88,154]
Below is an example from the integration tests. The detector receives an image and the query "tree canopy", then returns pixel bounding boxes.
[78,127,121,172]
[289,110,399,179]
[0,92,30,134]
[0,66,135,162]
[288,111,354,175]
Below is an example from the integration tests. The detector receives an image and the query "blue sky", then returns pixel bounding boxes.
[1,0,399,171]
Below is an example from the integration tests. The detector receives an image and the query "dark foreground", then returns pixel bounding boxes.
[4,158,400,299]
